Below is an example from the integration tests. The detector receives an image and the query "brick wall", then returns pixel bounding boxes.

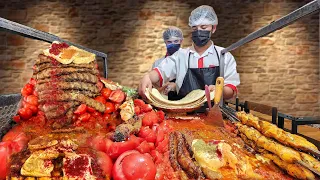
[0,0,319,117]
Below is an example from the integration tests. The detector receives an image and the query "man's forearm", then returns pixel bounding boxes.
[149,70,160,84]
[223,86,235,100]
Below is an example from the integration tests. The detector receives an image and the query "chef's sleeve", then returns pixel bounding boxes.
[152,53,178,87]
[224,52,240,95]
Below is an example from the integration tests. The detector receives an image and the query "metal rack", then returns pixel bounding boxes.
[219,0,320,105]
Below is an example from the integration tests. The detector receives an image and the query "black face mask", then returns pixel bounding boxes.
[192,30,211,47]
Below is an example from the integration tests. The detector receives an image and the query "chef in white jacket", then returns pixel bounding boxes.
[152,27,184,98]
[139,5,240,100]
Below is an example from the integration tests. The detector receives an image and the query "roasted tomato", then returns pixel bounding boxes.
[0,142,12,179]
[109,90,125,103]
[113,150,156,180]
[133,99,145,107]
[95,96,107,104]
[18,107,33,120]
[87,106,96,113]
[74,104,87,115]
[26,95,38,106]
[141,104,152,113]
[142,111,158,127]
[2,126,28,153]
[134,106,141,115]
[23,102,38,114]
[78,113,91,122]
[96,151,113,178]
[156,136,169,153]
[138,126,156,143]
[101,88,112,99]
[12,115,21,123]
[107,139,137,159]
[87,135,107,152]
[156,110,165,122]
[21,84,33,97]
[105,102,115,114]
[150,150,163,164]
[136,141,155,154]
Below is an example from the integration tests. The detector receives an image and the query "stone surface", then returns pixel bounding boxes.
[0,0,318,117]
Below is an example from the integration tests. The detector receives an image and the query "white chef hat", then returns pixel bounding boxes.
[188,5,218,27]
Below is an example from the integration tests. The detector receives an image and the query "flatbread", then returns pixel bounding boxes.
[147,88,206,106]
[145,88,215,111]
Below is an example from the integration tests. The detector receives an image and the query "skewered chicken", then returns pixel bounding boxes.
[262,152,315,180]
[236,123,301,163]
[236,112,318,153]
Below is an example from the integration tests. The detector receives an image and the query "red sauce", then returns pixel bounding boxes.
[63,155,91,177]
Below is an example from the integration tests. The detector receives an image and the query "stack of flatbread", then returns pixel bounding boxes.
[145,88,214,112]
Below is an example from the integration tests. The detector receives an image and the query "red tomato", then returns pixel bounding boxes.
[95,96,107,104]
[156,111,165,122]
[29,78,37,86]
[78,113,91,122]
[114,103,121,111]
[109,90,125,103]
[101,88,112,99]
[150,150,163,164]
[141,104,152,113]
[26,95,38,106]
[12,115,21,123]
[134,106,141,115]
[105,102,115,114]
[155,127,165,146]
[87,135,106,151]
[136,141,151,153]
[18,108,33,120]
[138,126,156,143]
[121,152,156,180]
[156,136,169,153]
[128,135,144,146]
[2,127,28,153]
[103,113,111,121]
[32,90,38,97]
[0,142,12,179]
[23,102,38,114]
[142,111,158,127]
[21,86,33,97]
[113,150,156,180]
[133,99,145,107]
[87,106,96,113]
[74,104,87,115]
[96,151,113,178]
[107,139,137,159]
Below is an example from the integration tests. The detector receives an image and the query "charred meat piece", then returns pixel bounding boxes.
[113,116,142,142]
[169,132,181,171]
[35,66,98,80]
[37,73,98,84]
[176,132,204,179]
[38,93,105,113]
[38,89,98,98]
[36,81,100,94]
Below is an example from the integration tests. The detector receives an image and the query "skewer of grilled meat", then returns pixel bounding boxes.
[169,132,181,171]
[175,132,205,179]
[35,66,98,80]
[38,93,105,113]
[36,81,100,95]
[37,73,98,85]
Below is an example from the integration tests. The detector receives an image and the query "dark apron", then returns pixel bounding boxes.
[177,46,220,98]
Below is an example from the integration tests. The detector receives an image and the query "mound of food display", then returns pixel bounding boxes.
[0,42,319,180]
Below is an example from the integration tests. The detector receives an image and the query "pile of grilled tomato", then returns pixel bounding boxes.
[87,99,175,180]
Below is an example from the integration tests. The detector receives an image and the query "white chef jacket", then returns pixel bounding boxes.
[153,42,240,94]
[152,56,166,69]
